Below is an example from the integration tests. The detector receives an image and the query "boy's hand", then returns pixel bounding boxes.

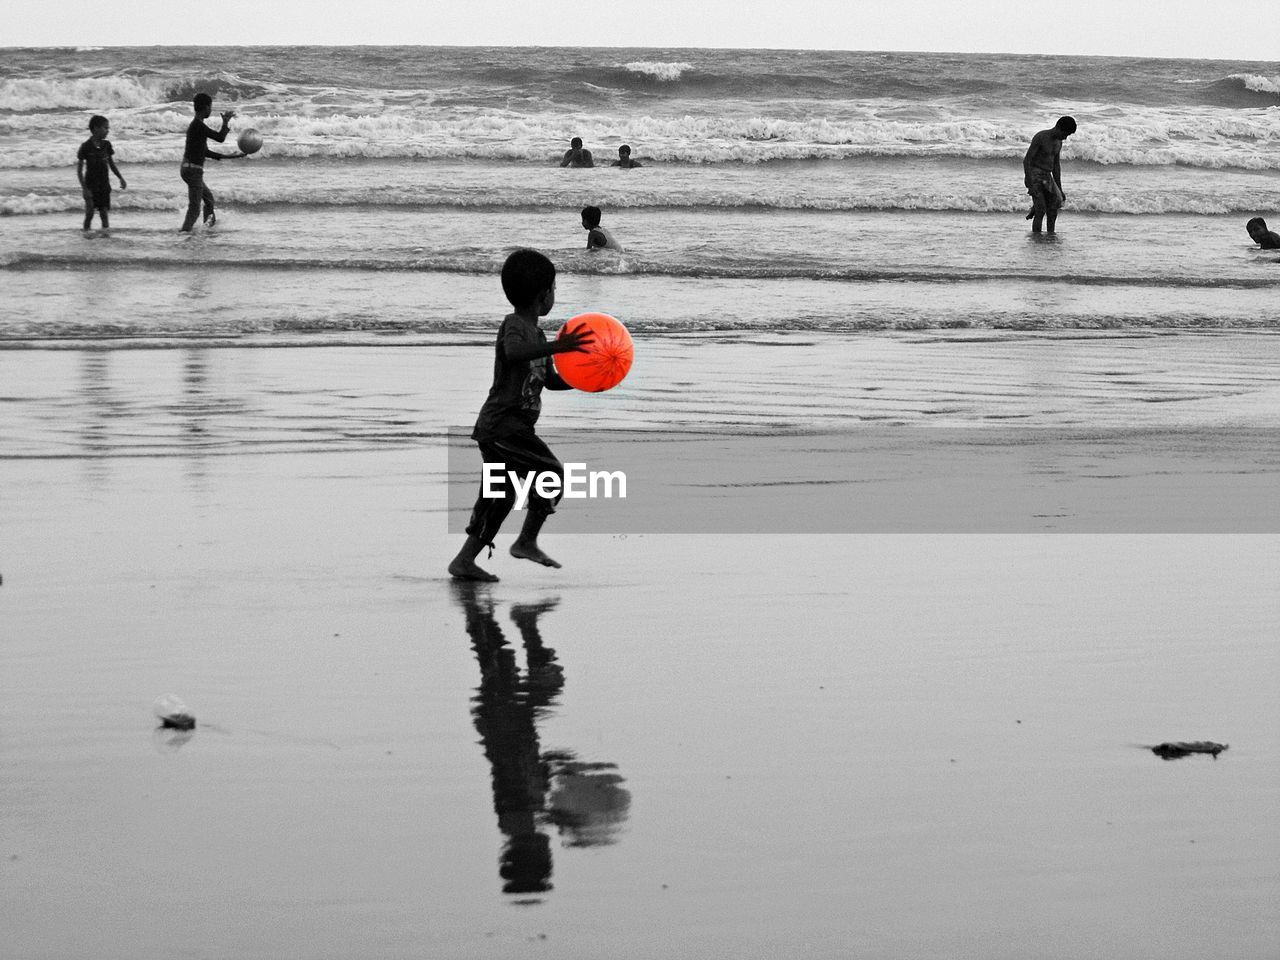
[82,187,94,201]
[118,178,127,189]
[221,110,236,124]
[555,322,596,354]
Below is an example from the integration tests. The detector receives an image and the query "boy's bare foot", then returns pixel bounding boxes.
[448,558,498,581]
[510,542,561,568]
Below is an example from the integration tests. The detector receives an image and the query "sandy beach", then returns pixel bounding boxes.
[3,335,1278,959]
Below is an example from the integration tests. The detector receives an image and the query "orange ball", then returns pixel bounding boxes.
[553,313,634,392]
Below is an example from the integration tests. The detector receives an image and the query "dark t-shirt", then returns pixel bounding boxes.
[1257,230,1280,250]
[472,315,554,439]
[183,119,218,165]
[77,137,113,186]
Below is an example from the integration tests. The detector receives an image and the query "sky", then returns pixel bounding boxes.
[2,0,1277,61]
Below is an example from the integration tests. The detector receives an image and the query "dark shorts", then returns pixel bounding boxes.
[465,430,564,547]
[85,181,111,210]
[1026,168,1062,214]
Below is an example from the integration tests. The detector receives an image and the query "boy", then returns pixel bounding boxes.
[448,249,595,582]
[581,205,623,251]
[559,136,594,168]
[76,115,126,230]
[1245,217,1280,250]
[180,93,244,232]
[1023,115,1077,234]
[611,144,642,169]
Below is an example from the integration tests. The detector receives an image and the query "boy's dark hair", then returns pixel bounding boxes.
[1055,116,1077,134]
[88,115,108,132]
[501,249,556,308]
[570,137,583,149]
[193,93,213,111]
[1246,216,1267,232]
[581,205,602,228]
[619,144,631,155]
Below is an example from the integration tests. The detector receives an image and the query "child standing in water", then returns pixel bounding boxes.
[179,93,244,232]
[581,205,623,251]
[1023,115,1077,234]
[448,249,595,582]
[76,115,126,230]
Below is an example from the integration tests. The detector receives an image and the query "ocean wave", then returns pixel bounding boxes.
[2,309,1276,346]
[621,61,695,82]
[0,76,168,111]
[6,250,1277,290]
[0,72,280,112]
[5,182,1280,218]
[5,108,1280,171]
[1228,73,1280,95]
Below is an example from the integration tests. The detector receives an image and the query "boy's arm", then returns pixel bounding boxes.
[76,157,86,189]
[208,111,234,143]
[502,322,595,363]
[108,157,126,188]
[559,151,572,167]
[544,363,573,390]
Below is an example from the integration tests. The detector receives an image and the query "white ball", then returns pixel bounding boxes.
[237,128,263,155]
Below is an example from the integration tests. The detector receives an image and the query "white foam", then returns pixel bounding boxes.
[0,76,169,111]
[622,61,694,82]
[3,99,1279,172]
[1230,74,1280,95]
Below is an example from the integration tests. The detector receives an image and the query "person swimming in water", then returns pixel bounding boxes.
[581,205,623,251]
[559,137,594,168]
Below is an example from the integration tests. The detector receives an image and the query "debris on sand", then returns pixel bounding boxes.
[1150,741,1227,760]
[153,694,196,731]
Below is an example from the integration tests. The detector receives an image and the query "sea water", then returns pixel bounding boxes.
[2,46,1279,343]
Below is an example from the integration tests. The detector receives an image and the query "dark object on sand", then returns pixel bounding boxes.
[153,694,196,731]
[1151,741,1228,760]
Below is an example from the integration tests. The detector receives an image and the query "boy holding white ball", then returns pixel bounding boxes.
[178,92,246,232]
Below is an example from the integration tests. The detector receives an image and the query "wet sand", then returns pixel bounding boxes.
[2,333,1279,959]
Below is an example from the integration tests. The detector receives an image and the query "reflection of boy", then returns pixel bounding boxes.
[611,144,642,168]
[1023,115,1076,234]
[448,250,595,581]
[454,586,562,894]
[581,205,623,251]
[76,115,126,230]
[1246,217,1280,250]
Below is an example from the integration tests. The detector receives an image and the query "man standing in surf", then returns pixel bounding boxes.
[179,93,243,232]
[1023,115,1076,234]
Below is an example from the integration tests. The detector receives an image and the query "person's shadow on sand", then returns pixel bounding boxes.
[450,582,631,899]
